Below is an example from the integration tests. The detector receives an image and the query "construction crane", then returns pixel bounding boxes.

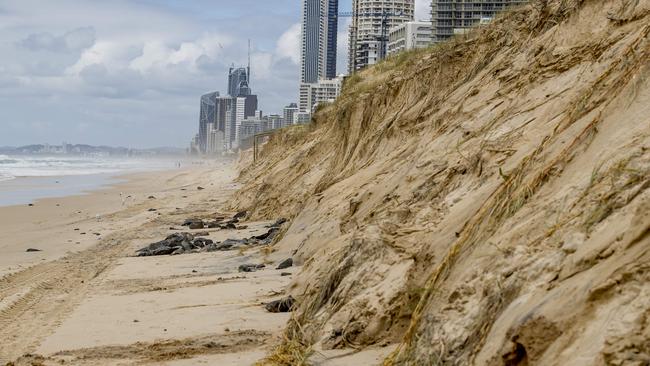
[337,10,407,64]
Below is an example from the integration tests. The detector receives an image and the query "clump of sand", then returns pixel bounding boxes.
[232,0,650,364]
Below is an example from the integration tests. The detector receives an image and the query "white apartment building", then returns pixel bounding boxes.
[239,117,262,142]
[234,97,247,149]
[299,76,343,114]
[348,0,414,72]
[387,21,433,56]
[283,103,299,125]
[295,112,312,124]
[431,0,527,42]
[205,123,225,155]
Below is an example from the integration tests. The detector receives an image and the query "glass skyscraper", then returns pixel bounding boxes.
[300,0,338,83]
[198,91,219,153]
[228,67,251,97]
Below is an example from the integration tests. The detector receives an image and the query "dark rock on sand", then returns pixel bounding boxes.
[193,238,214,247]
[139,221,286,257]
[276,258,293,270]
[203,238,247,252]
[26,248,42,252]
[182,218,203,227]
[137,232,195,257]
[197,186,205,190]
[148,208,157,212]
[281,272,292,277]
[267,218,288,228]
[265,296,295,313]
[238,264,265,272]
[148,196,156,199]
[203,243,229,252]
[189,221,204,230]
[254,227,279,242]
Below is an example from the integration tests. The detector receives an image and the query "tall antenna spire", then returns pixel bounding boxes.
[247,39,251,84]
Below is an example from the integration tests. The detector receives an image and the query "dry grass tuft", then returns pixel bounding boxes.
[256,319,313,366]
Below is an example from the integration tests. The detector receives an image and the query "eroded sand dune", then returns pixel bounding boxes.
[232,1,650,364]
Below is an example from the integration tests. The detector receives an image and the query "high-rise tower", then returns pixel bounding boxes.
[198,91,219,153]
[227,67,250,97]
[431,0,526,43]
[348,0,414,73]
[300,0,338,83]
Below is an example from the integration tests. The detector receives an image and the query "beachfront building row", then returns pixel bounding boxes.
[344,1,528,70]
[299,76,344,116]
[283,103,299,126]
[387,21,433,56]
[235,113,296,147]
[196,63,264,154]
[198,99,302,155]
[199,93,259,155]
[206,123,225,154]
[430,0,528,42]
[348,0,415,72]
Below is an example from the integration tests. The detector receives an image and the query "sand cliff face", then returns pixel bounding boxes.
[232,1,650,364]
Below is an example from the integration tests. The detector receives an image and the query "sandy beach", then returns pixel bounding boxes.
[0,161,296,365]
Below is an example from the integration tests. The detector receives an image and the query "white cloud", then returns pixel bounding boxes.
[415,0,431,21]
[251,52,274,80]
[66,41,135,75]
[19,27,96,52]
[0,0,303,147]
[275,23,301,64]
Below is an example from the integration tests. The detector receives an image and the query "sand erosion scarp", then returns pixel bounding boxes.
[232,0,650,364]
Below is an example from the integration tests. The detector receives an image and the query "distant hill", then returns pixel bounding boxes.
[0,144,186,156]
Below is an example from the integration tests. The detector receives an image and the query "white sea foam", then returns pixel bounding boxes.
[0,172,14,182]
[0,155,175,180]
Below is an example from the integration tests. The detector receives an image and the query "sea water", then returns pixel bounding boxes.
[0,155,179,206]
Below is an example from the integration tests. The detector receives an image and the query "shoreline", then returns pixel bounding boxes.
[0,162,229,277]
[0,159,295,365]
[0,158,214,207]
[0,173,124,207]
[0,157,392,366]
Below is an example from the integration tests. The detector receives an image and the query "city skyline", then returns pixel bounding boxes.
[0,0,431,148]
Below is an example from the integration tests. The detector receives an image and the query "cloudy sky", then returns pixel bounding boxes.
[0,0,430,148]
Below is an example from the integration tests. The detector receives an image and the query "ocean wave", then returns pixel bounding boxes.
[0,155,176,179]
[0,173,15,182]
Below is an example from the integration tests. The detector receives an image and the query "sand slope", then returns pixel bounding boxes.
[231,1,650,364]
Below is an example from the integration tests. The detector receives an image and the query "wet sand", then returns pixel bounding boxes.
[0,160,292,365]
